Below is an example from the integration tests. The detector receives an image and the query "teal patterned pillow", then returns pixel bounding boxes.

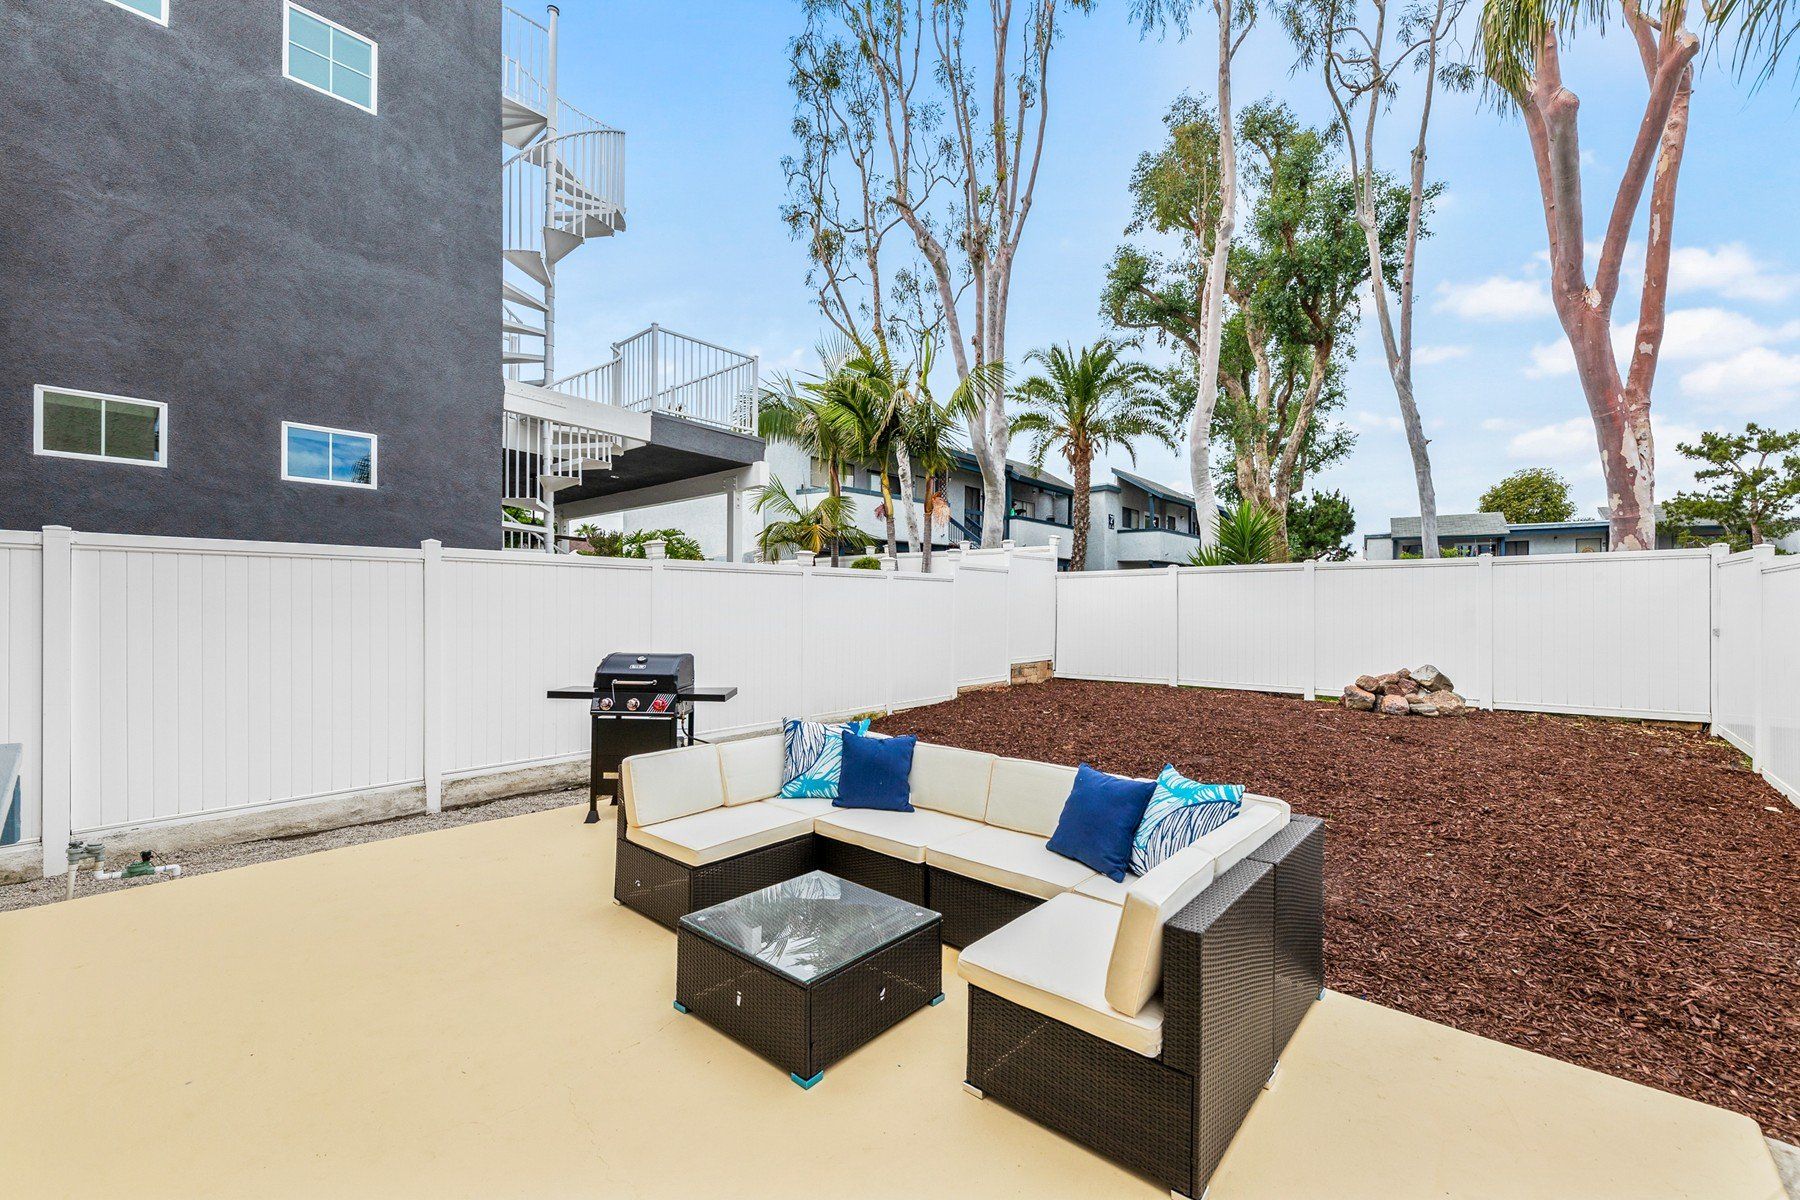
[1130,766,1243,876]
[779,718,870,799]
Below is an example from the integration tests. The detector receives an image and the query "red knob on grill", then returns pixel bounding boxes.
[650,695,669,712]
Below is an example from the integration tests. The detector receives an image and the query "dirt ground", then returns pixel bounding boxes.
[875,679,1800,1143]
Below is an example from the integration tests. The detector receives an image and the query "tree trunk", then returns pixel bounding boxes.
[920,471,935,572]
[1190,0,1238,551]
[828,462,842,567]
[896,450,921,552]
[1071,452,1092,571]
[880,467,898,558]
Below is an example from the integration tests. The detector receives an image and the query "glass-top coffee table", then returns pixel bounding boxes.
[674,870,944,1088]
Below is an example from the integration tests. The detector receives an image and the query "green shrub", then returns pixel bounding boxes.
[850,556,883,570]
[577,527,705,560]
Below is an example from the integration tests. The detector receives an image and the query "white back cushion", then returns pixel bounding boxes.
[718,734,784,806]
[908,742,996,821]
[622,744,724,828]
[1105,841,1218,1016]
[983,757,1078,838]
[1103,797,1291,1015]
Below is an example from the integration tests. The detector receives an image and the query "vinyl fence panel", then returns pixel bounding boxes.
[1004,549,1058,665]
[66,536,425,834]
[887,573,958,710]
[955,565,1011,687]
[1055,570,1176,685]
[1491,551,1713,719]
[1312,560,1488,703]
[1178,565,1311,694]
[0,533,43,845]
[1756,560,1800,804]
[1711,551,1766,755]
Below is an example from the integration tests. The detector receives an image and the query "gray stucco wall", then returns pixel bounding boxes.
[0,0,500,548]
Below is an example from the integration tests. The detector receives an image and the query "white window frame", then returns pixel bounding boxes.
[33,385,169,469]
[103,0,169,25]
[281,2,378,115]
[281,421,379,490]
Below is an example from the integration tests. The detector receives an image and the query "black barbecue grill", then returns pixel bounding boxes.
[548,653,737,824]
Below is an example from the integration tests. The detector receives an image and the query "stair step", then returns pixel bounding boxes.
[502,281,547,313]
[503,318,543,338]
[504,248,550,287]
[504,349,546,366]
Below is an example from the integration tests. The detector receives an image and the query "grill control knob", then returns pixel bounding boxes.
[598,697,613,710]
[627,697,641,711]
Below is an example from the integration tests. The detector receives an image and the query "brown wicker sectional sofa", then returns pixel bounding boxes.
[616,733,1325,1199]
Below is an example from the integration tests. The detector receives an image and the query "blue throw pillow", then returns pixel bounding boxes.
[836,733,917,811]
[1131,766,1243,876]
[1046,764,1157,883]
[780,717,870,798]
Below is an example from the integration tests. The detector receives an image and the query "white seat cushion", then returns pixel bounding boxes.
[908,742,996,821]
[761,794,836,819]
[1072,872,1135,905]
[718,734,784,806]
[621,744,724,828]
[957,892,1163,1058]
[813,807,985,864]
[626,801,813,868]
[1104,798,1290,1016]
[925,825,1096,900]
[983,757,1078,837]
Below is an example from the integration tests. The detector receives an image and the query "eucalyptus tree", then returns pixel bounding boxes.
[1478,0,1702,550]
[1010,341,1178,570]
[1280,0,1463,557]
[789,0,1092,548]
[1122,0,1261,549]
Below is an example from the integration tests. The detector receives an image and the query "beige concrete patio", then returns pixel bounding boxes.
[0,804,1783,1199]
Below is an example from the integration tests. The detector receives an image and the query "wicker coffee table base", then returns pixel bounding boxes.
[675,916,944,1086]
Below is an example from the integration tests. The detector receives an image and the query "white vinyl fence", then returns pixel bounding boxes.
[2,529,1057,876]
[1059,550,1718,719]
[1713,547,1800,807]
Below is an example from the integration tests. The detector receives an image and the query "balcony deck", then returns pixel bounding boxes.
[0,805,1780,1199]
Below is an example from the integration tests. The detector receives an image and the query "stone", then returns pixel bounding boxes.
[1376,671,1402,691]
[1378,694,1410,717]
[1355,674,1382,695]
[1392,677,1422,697]
[1396,667,1413,680]
[1415,664,1456,693]
[1434,692,1467,715]
[1343,685,1377,712]
[1407,695,1440,717]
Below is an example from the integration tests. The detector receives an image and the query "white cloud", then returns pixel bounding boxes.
[1679,347,1800,410]
[1669,243,1797,304]
[1434,275,1553,321]
[1480,417,1521,433]
[1349,409,1405,433]
[1412,344,1468,366]
[1523,307,1797,380]
[1508,418,1596,463]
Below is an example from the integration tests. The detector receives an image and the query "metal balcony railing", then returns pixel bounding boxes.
[554,325,760,436]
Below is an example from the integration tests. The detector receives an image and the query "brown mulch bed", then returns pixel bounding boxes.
[874,679,1800,1142]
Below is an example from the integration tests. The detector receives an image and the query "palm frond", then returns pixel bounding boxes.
[1190,499,1283,566]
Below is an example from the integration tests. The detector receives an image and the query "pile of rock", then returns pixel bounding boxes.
[1342,664,1468,717]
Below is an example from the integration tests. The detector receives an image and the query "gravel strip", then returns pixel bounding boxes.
[0,788,587,915]
[876,679,1800,1143]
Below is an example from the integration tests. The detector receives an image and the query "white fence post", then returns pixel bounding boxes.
[422,540,444,814]
[1167,565,1180,687]
[1748,544,1775,771]
[1477,554,1497,710]
[40,526,73,876]
[797,552,814,718]
[1302,559,1319,700]
[1707,542,1728,739]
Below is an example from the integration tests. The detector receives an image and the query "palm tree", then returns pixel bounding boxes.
[1010,340,1176,571]
[757,346,860,565]
[750,476,869,562]
[820,350,908,558]
[900,340,1006,571]
[1190,499,1282,566]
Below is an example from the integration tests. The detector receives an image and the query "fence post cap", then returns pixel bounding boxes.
[795,550,816,568]
[643,538,667,560]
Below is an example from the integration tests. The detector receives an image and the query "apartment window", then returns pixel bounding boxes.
[283,3,377,113]
[283,422,377,488]
[104,0,169,23]
[34,387,167,467]
[1122,507,1139,529]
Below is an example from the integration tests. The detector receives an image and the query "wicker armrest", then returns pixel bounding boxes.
[1159,858,1275,1080]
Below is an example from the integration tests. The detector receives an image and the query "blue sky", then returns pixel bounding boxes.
[547,1,1800,545]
